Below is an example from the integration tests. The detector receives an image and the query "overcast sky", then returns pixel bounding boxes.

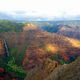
[0,0,80,18]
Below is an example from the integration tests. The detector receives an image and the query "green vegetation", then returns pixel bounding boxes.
[5,46,27,79]
[40,23,59,33]
[0,20,23,32]
[50,54,70,64]
[0,45,27,79]
[6,58,26,79]
[9,48,18,57]
[16,47,27,65]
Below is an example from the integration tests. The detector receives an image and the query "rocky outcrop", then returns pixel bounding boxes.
[23,23,38,31]
[45,57,80,80]
[24,59,59,80]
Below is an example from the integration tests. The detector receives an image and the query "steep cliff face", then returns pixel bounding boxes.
[45,57,80,80]
[24,57,80,80]
[0,29,80,69]
[57,26,80,40]
[0,39,5,56]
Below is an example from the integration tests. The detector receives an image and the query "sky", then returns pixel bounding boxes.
[0,0,80,19]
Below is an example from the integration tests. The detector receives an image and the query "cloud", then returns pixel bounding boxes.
[0,0,80,18]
